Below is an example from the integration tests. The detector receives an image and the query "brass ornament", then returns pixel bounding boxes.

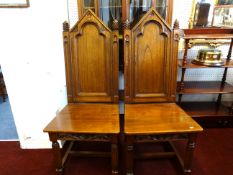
[192,49,224,66]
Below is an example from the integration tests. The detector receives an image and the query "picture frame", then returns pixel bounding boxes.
[0,0,30,8]
[212,5,233,28]
[217,0,233,5]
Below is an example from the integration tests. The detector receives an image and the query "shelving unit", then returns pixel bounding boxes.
[177,28,233,127]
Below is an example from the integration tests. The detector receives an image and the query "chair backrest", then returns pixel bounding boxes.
[124,8,179,103]
[63,10,119,103]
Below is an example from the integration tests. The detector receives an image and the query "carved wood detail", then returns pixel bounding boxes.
[63,21,69,32]
[135,134,188,142]
[57,133,111,141]
[63,25,73,103]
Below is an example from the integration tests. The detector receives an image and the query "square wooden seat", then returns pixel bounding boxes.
[124,103,203,175]
[125,103,202,134]
[44,104,119,134]
[44,104,119,174]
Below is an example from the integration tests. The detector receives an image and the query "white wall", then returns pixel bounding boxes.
[0,0,68,148]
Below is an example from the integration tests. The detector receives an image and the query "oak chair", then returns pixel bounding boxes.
[44,10,120,175]
[123,8,203,175]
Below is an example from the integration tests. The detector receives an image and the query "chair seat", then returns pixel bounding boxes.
[124,103,203,135]
[44,103,120,134]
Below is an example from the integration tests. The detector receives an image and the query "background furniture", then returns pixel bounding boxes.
[193,2,210,28]
[44,10,120,175]
[77,0,173,29]
[0,65,7,102]
[123,8,203,175]
[177,28,233,128]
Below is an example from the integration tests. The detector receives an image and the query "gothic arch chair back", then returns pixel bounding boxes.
[44,10,120,175]
[123,8,203,175]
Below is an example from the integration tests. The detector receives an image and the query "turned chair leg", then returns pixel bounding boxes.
[183,133,198,175]
[111,134,119,175]
[111,143,119,174]
[52,141,63,175]
[0,81,6,102]
[125,136,134,175]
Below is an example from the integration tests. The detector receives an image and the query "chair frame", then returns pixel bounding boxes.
[123,8,203,175]
[44,10,120,175]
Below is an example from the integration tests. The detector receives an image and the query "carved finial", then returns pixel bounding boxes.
[173,19,180,41]
[86,10,92,18]
[150,10,156,17]
[173,19,179,30]
[63,21,70,32]
[112,19,119,30]
[122,19,130,30]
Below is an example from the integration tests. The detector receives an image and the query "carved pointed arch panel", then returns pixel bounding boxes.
[124,8,178,103]
[65,10,118,102]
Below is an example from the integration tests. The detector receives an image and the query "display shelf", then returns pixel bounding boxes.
[178,102,232,117]
[178,59,233,68]
[177,28,233,126]
[177,81,233,94]
[183,28,233,39]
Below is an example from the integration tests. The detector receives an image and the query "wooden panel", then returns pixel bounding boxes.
[134,23,166,96]
[124,8,179,103]
[74,24,108,94]
[64,10,118,102]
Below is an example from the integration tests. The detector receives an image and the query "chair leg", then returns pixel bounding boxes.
[125,135,134,175]
[111,135,119,175]
[183,133,198,175]
[0,81,6,102]
[52,141,63,175]
[2,94,6,102]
